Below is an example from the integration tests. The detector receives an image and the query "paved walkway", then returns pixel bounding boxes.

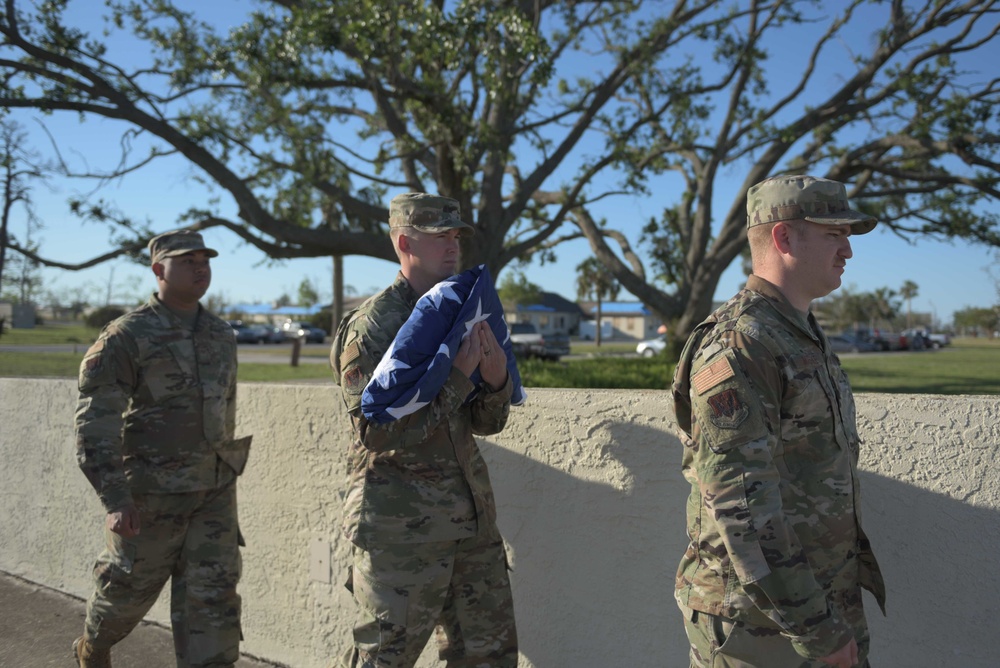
[0,572,282,667]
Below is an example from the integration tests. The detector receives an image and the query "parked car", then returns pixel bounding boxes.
[853,328,904,351]
[508,322,567,361]
[228,320,261,344]
[636,334,668,357]
[281,320,328,343]
[827,334,877,353]
[248,323,286,344]
[920,330,951,348]
[541,331,571,361]
[901,329,929,351]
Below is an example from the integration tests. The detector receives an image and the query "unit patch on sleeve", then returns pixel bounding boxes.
[706,388,749,430]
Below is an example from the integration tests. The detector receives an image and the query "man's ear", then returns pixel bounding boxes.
[396,233,412,254]
[152,261,165,280]
[772,222,794,255]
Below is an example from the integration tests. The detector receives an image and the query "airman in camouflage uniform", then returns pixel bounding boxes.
[672,176,886,668]
[73,230,251,668]
[331,193,518,667]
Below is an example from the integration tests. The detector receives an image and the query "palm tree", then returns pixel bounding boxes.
[575,257,620,347]
[900,280,919,329]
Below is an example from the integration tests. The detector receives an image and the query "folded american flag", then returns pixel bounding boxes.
[361,264,528,423]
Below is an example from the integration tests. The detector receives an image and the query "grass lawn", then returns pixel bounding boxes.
[0,322,99,345]
[2,325,998,394]
[840,338,1000,395]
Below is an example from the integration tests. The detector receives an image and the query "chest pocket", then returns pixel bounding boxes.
[141,337,196,402]
[196,330,237,399]
[780,352,842,473]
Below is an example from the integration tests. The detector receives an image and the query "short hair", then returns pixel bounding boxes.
[748,222,776,271]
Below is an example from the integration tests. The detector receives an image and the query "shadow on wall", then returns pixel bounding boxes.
[482,404,691,668]
[860,469,998,667]
[481,393,1000,667]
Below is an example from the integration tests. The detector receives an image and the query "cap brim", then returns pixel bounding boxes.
[804,212,877,235]
[157,248,220,260]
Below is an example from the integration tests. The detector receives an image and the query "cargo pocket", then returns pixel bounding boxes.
[351,569,409,654]
[94,532,137,594]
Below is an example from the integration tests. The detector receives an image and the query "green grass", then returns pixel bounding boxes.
[2,325,998,394]
[839,338,1000,395]
[0,351,85,378]
[0,322,99,345]
[0,350,334,383]
[237,362,333,382]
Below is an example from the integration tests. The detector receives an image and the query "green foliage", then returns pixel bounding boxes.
[2,0,999,350]
[297,278,320,307]
[952,306,999,335]
[84,306,126,330]
[497,271,542,309]
[518,355,675,390]
[575,257,620,302]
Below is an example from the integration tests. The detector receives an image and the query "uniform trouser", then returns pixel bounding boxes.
[84,482,242,668]
[340,533,518,668]
[680,604,870,668]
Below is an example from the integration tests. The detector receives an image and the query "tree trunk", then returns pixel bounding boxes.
[332,255,344,332]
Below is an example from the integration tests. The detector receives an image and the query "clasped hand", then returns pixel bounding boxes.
[454,322,508,389]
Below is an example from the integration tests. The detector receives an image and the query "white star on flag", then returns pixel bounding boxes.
[462,298,492,339]
[385,389,430,419]
[372,350,412,389]
[426,280,462,309]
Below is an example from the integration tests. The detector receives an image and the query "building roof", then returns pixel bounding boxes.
[516,291,584,316]
[579,301,653,316]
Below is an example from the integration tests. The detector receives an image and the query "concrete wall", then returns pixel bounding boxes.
[1,378,998,668]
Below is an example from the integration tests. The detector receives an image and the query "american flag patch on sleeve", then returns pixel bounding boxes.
[691,356,735,395]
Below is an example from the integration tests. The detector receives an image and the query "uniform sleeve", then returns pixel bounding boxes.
[74,328,139,513]
[336,317,475,453]
[225,347,237,439]
[470,373,512,436]
[689,333,853,659]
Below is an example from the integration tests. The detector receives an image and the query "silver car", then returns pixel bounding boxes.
[636,334,668,357]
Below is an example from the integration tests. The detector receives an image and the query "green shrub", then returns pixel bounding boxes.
[518,356,675,389]
[85,306,127,330]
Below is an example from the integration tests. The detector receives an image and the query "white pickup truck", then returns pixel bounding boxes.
[508,322,569,361]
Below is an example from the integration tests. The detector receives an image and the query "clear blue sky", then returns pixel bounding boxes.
[6,1,999,327]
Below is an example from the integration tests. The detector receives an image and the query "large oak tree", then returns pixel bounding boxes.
[1,0,998,339]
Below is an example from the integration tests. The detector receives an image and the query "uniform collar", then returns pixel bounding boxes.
[745,275,819,342]
[392,271,420,309]
[148,292,202,331]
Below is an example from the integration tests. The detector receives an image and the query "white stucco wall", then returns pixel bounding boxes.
[0,378,998,667]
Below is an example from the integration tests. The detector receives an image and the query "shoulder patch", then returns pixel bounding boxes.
[692,356,735,395]
[80,338,106,379]
[340,341,361,369]
[343,366,364,394]
[706,388,749,429]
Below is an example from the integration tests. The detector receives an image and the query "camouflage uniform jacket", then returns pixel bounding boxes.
[332,272,513,549]
[76,294,244,513]
[672,275,886,660]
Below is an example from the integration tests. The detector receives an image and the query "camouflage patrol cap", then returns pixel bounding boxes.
[747,175,877,235]
[148,230,219,264]
[389,192,475,235]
